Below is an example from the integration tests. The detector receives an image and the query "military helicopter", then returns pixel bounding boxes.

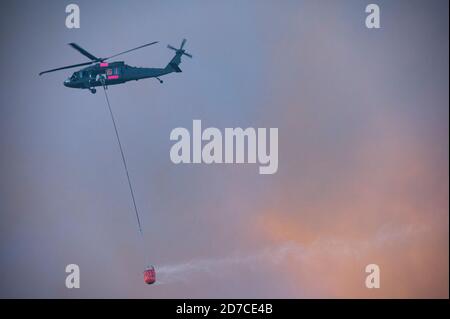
[39,39,192,93]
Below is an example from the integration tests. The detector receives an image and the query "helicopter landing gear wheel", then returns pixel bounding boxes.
[90,88,97,94]
[156,77,163,84]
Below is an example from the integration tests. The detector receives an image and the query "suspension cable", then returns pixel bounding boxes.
[102,86,143,235]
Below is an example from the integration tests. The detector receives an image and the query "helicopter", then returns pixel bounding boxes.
[39,39,192,94]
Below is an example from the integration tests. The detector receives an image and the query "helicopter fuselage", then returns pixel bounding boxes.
[40,39,191,93]
[64,61,172,90]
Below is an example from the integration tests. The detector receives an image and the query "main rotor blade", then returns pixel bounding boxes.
[39,61,94,76]
[69,43,99,61]
[167,45,177,51]
[183,52,193,58]
[105,41,159,60]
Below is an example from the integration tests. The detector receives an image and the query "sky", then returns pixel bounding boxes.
[0,0,448,298]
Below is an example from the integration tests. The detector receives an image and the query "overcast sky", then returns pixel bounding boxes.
[0,0,448,298]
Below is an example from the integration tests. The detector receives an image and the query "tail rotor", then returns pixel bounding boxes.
[167,38,193,58]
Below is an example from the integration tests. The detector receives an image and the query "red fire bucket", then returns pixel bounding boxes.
[144,266,156,285]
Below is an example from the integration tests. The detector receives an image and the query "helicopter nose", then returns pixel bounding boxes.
[64,79,71,87]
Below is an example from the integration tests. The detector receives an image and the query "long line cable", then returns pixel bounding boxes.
[102,86,143,235]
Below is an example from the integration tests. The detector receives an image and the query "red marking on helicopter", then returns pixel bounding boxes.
[108,75,119,80]
[100,62,109,67]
